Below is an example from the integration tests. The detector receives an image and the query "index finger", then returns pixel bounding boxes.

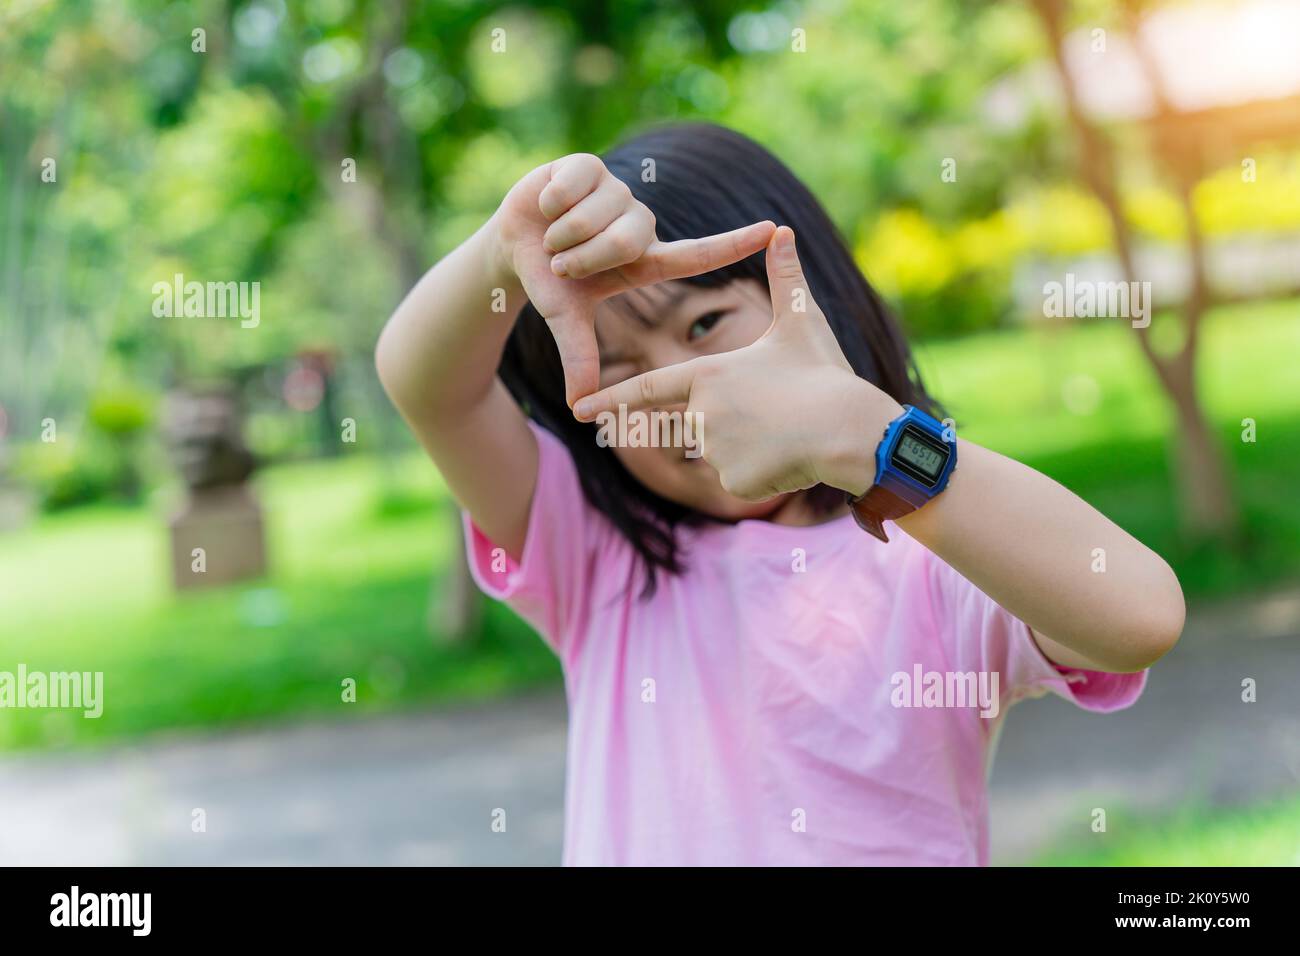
[572,355,707,422]
[628,220,775,285]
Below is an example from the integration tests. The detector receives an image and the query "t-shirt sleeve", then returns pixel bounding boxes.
[920,543,1147,719]
[461,420,608,666]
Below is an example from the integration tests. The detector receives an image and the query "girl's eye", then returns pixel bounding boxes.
[687,311,726,341]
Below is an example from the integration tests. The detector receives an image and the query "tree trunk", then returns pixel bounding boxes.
[1162,353,1238,539]
[428,508,484,641]
[361,6,481,645]
[1030,0,1240,542]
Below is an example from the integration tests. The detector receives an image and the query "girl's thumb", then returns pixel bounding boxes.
[766,226,810,321]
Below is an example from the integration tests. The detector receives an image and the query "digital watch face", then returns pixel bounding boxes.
[890,425,950,487]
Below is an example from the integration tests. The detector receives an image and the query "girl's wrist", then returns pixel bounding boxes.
[816,376,903,497]
[480,211,524,297]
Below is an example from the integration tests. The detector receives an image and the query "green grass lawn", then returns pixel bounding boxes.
[0,297,1297,754]
[0,454,559,751]
[1029,795,1300,866]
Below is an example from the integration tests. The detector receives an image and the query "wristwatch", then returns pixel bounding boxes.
[848,404,957,542]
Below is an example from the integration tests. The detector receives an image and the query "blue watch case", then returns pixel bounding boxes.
[873,404,958,508]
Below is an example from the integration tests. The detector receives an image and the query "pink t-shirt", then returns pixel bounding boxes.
[463,422,1146,866]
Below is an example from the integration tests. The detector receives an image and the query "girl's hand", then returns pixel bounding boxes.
[492,153,776,407]
[573,226,904,501]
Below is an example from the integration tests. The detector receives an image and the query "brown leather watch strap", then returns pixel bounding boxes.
[848,484,917,542]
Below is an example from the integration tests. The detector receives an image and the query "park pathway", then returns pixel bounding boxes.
[1,590,1297,865]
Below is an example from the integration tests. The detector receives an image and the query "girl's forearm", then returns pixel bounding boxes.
[375,213,541,560]
[898,441,1183,671]
[833,380,1184,672]
[375,214,529,420]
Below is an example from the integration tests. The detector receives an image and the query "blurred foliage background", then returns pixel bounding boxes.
[1,0,1298,859]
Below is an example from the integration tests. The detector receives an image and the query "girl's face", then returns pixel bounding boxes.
[592,278,791,522]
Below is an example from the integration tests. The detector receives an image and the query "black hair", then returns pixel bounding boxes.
[499,122,936,596]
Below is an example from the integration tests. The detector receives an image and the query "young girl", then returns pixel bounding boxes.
[376,123,1185,866]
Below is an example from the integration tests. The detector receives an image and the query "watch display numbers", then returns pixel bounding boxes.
[895,433,946,480]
